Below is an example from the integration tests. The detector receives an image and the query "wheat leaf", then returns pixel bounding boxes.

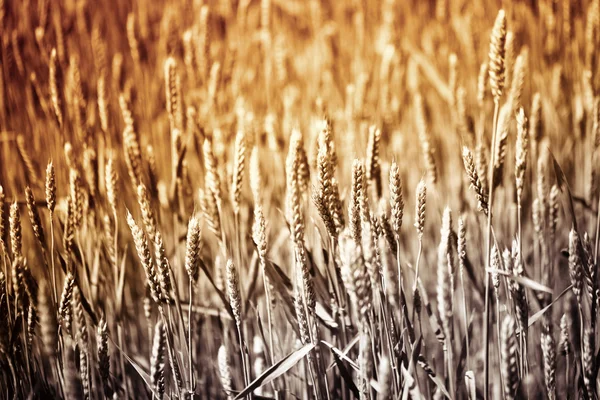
[234,343,317,399]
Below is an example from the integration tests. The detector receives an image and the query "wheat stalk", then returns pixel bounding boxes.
[0,185,5,256]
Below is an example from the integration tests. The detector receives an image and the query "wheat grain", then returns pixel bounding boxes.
[151,319,166,400]
[559,314,570,356]
[218,345,233,398]
[231,129,247,215]
[9,202,22,258]
[164,56,183,132]
[17,135,39,184]
[488,10,507,102]
[437,207,454,337]
[477,62,489,107]
[415,93,438,184]
[45,161,56,217]
[515,108,528,200]
[583,326,595,397]
[414,180,427,239]
[226,259,241,326]
[58,273,75,336]
[127,211,162,304]
[350,159,365,244]
[530,93,543,145]
[541,331,557,400]
[49,48,63,127]
[501,314,518,400]
[462,146,489,215]
[25,187,45,247]
[508,50,527,112]
[185,214,201,281]
[97,317,110,396]
[37,280,56,358]
[366,125,382,198]
[569,228,583,304]
[389,161,404,235]
[105,155,118,214]
[202,139,222,238]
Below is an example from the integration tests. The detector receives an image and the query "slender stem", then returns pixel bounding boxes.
[413,240,422,292]
[117,325,130,400]
[23,315,32,391]
[3,252,11,327]
[484,99,501,400]
[148,316,153,360]
[236,323,250,399]
[418,315,432,399]
[565,352,569,393]
[331,239,349,400]
[411,312,425,395]
[578,307,586,393]
[446,334,455,398]
[261,262,275,364]
[112,211,129,399]
[496,294,506,400]
[50,214,57,304]
[331,240,348,348]
[517,193,527,379]
[113,210,119,295]
[166,262,192,368]
[412,239,422,321]
[381,301,399,395]
[52,360,64,399]
[594,192,600,263]
[460,267,470,369]
[234,210,252,398]
[160,307,183,394]
[234,211,242,309]
[306,353,320,400]
[517,194,523,258]
[188,280,194,388]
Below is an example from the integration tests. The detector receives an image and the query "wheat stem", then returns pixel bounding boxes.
[50,216,57,304]
[188,280,194,388]
[484,98,500,399]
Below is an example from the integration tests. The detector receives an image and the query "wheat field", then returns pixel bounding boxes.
[0,0,599,399]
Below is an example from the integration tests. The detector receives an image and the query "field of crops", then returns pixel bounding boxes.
[0,0,599,399]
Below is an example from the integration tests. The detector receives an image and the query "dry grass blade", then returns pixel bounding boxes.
[233,343,317,399]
